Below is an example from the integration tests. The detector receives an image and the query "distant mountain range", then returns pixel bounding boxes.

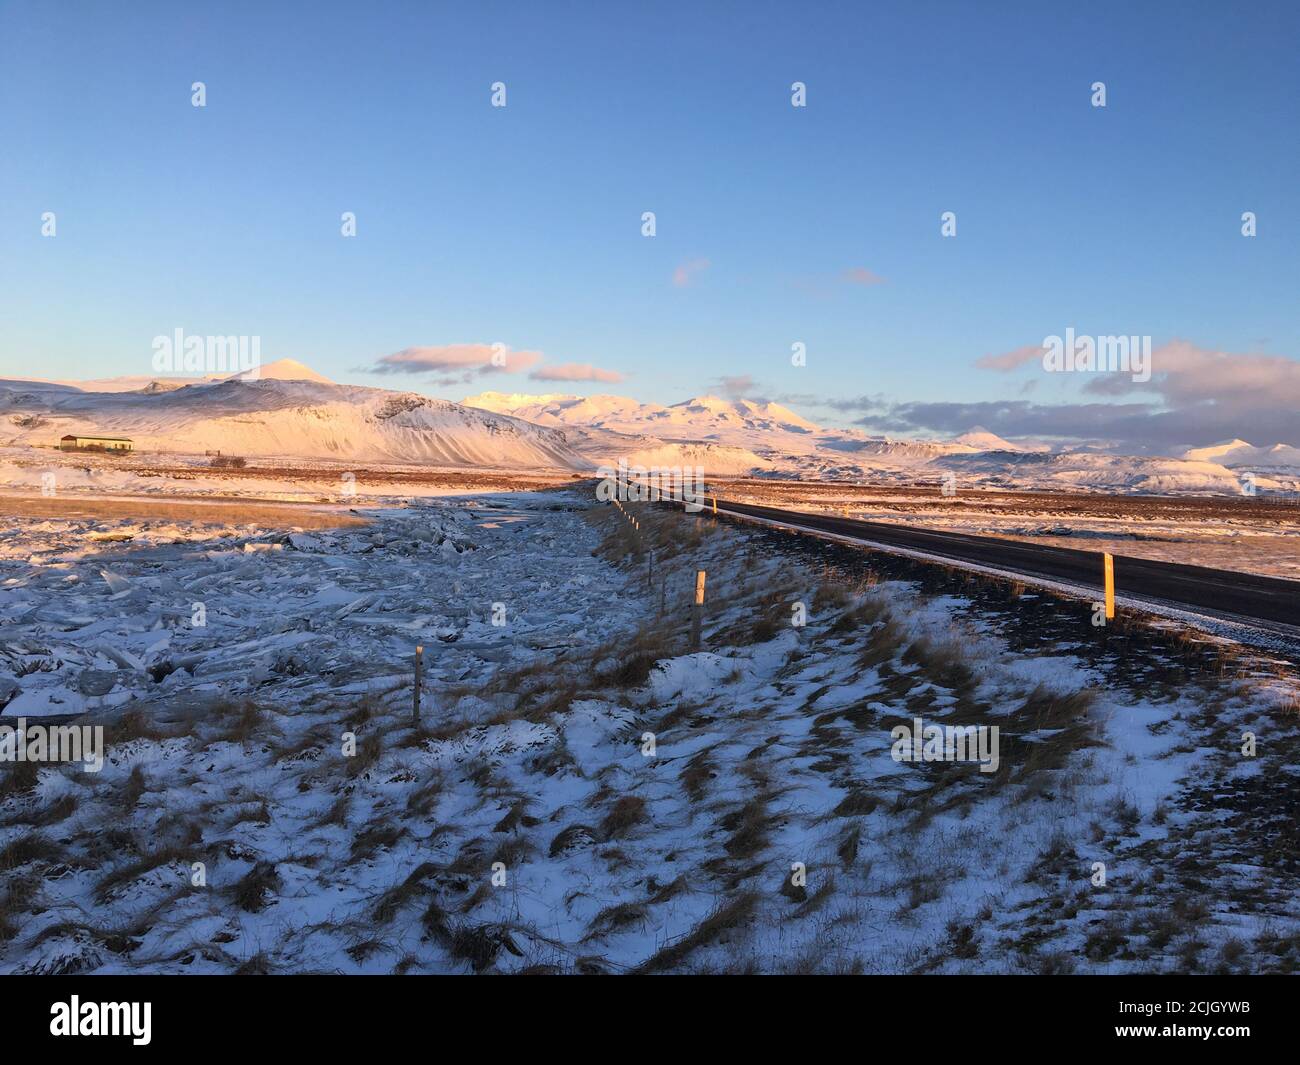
[1179,438,1300,469]
[465,390,1300,494]
[1,361,1296,495]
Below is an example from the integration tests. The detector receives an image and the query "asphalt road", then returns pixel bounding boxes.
[707,498,1300,631]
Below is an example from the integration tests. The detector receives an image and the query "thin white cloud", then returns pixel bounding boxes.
[672,258,710,287]
[717,374,755,399]
[975,344,1048,371]
[842,266,886,287]
[368,344,542,376]
[530,362,625,383]
[885,340,1300,448]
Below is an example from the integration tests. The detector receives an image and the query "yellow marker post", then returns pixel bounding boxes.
[712,495,718,515]
[413,644,423,723]
[1103,553,1115,620]
[691,570,706,650]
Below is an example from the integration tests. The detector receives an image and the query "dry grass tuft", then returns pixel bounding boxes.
[858,617,906,669]
[720,795,776,860]
[0,832,64,873]
[350,824,403,862]
[0,760,40,803]
[583,900,648,940]
[374,862,438,924]
[680,747,718,803]
[231,861,281,913]
[902,637,974,692]
[0,871,41,943]
[633,891,758,973]
[93,845,189,903]
[346,732,384,779]
[549,823,598,858]
[599,796,648,840]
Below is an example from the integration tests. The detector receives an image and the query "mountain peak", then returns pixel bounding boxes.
[674,395,733,411]
[951,426,1022,451]
[230,358,334,384]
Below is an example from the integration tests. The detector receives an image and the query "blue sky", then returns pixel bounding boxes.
[1,0,1297,448]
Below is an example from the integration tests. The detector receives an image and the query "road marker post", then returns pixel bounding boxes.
[413,644,423,723]
[712,495,718,515]
[1103,553,1115,620]
[691,570,706,650]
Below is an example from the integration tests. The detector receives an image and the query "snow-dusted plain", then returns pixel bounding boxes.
[2,488,1298,975]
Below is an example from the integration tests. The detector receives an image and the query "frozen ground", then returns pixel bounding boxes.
[1,490,1298,974]
[0,447,573,503]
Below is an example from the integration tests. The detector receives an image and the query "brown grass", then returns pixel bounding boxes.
[0,871,40,943]
[599,796,648,840]
[346,732,384,779]
[721,795,776,859]
[0,832,64,872]
[549,823,597,858]
[633,891,758,973]
[374,862,438,924]
[902,638,974,692]
[199,699,272,748]
[680,747,718,802]
[231,861,281,913]
[858,617,906,669]
[0,760,41,803]
[583,900,648,940]
[93,845,190,902]
[350,824,403,861]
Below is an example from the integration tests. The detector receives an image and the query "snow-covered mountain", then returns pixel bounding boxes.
[464,390,930,465]
[949,426,1039,453]
[463,391,796,473]
[3,363,1296,494]
[463,390,1300,495]
[1,363,589,469]
[1180,439,1300,469]
[228,357,336,384]
[466,391,819,444]
[463,391,1059,470]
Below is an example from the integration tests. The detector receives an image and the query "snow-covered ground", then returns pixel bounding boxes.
[2,489,1297,974]
[0,446,574,503]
